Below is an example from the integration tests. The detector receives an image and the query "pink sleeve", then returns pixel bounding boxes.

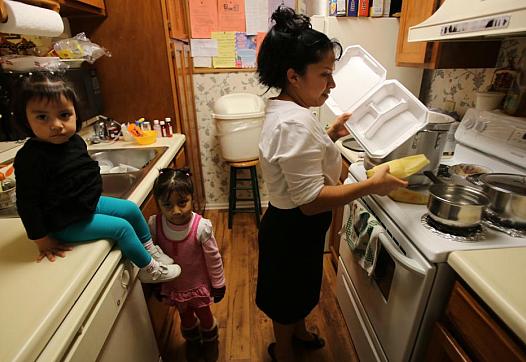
[199,220,225,288]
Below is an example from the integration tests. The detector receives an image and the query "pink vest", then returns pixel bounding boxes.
[156,214,212,301]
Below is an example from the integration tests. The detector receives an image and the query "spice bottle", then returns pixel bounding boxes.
[159,120,167,137]
[153,119,162,137]
[164,117,173,137]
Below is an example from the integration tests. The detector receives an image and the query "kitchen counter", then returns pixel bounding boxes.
[0,134,185,362]
[448,248,526,344]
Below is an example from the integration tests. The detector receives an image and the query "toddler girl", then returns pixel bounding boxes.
[150,168,226,362]
[13,72,180,283]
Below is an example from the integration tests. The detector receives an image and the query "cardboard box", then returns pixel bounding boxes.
[329,0,338,16]
[347,0,358,16]
[358,0,369,16]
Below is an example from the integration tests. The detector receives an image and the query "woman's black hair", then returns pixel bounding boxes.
[13,72,82,137]
[257,6,342,91]
[153,167,194,204]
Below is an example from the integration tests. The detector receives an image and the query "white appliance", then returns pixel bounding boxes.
[337,108,526,362]
[310,15,424,129]
[408,0,526,42]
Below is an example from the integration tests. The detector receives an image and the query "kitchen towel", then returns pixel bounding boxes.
[345,200,382,276]
[0,0,64,37]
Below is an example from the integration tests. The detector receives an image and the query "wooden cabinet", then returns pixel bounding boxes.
[425,281,526,361]
[165,0,189,40]
[59,0,106,16]
[396,0,500,69]
[328,157,351,269]
[71,0,206,214]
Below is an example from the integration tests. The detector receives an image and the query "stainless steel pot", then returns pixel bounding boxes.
[364,111,453,186]
[425,171,490,228]
[478,173,526,227]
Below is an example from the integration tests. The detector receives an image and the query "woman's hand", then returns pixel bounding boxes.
[34,235,72,262]
[367,165,408,196]
[327,112,351,142]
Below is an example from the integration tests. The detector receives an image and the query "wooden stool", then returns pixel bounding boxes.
[228,159,262,229]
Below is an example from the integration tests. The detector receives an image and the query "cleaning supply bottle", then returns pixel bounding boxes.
[366,154,430,179]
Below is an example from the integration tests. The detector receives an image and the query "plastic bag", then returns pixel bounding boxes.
[52,33,111,63]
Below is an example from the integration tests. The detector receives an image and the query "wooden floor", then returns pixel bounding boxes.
[147,209,359,362]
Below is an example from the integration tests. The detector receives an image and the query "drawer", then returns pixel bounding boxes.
[445,282,526,362]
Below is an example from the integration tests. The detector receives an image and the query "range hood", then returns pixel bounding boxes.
[408,0,526,42]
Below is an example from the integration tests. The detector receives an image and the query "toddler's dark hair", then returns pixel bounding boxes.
[153,167,194,203]
[257,6,342,91]
[13,72,82,137]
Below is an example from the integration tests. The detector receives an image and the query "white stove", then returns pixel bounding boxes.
[336,108,526,362]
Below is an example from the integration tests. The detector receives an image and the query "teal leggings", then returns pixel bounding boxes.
[53,196,152,268]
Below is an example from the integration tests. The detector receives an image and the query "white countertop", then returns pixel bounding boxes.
[0,134,185,362]
[448,248,526,344]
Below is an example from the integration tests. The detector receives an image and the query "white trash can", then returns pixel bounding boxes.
[212,93,265,162]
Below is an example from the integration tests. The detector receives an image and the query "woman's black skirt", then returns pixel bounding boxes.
[256,203,332,324]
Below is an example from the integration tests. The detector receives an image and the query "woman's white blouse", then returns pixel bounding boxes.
[259,99,342,209]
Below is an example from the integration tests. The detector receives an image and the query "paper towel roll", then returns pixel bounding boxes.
[0,0,64,37]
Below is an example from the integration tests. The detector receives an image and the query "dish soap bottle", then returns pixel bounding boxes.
[366,154,430,179]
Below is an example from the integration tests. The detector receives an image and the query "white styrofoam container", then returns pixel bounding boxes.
[212,93,265,162]
[326,46,428,158]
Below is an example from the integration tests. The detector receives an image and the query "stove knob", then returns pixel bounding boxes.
[475,121,487,132]
[463,119,476,129]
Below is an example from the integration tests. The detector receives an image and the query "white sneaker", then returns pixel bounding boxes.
[139,263,181,283]
[148,245,175,265]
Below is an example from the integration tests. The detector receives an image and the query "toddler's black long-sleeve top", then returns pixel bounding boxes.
[14,134,102,240]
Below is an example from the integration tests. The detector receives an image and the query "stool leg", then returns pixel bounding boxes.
[250,166,260,228]
[228,166,236,229]
[253,166,262,215]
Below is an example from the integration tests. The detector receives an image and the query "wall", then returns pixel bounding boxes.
[420,38,526,117]
[193,1,306,209]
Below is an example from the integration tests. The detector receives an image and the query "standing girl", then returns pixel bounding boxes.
[13,72,180,283]
[256,6,408,361]
[150,168,226,362]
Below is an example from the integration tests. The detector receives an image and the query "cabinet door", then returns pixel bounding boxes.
[171,148,187,169]
[141,192,159,221]
[171,40,206,214]
[396,0,501,69]
[165,0,188,41]
[425,323,471,362]
[446,282,526,362]
[396,0,436,67]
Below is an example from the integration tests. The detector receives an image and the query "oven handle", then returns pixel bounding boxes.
[378,232,426,276]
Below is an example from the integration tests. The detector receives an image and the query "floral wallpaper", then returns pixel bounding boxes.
[420,38,526,116]
[193,72,277,208]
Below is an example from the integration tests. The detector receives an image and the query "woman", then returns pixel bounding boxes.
[256,7,407,361]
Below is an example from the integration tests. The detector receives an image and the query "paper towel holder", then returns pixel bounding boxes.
[0,0,61,23]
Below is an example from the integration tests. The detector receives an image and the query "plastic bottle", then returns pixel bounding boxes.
[164,117,173,137]
[366,154,430,179]
[153,119,162,137]
[159,120,167,137]
[142,120,152,131]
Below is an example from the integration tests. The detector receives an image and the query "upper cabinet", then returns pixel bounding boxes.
[165,0,189,41]
[396,0,501,69]
[59,0,106,17]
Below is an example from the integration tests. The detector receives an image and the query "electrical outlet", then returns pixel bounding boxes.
[443,100,455,113]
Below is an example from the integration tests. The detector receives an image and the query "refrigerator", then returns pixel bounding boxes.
[310,15,424,129]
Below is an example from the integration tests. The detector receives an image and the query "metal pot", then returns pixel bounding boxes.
[364,112,453,186]
[478,173,526,227]
[425,171,490,228]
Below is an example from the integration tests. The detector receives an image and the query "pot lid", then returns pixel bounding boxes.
[480,173,526,195]
[326,46,429,158]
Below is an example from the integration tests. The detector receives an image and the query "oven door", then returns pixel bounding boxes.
[338,187,436,362]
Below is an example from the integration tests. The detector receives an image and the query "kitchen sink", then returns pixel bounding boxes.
[0,146,168,218]
[88,146,168,199]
